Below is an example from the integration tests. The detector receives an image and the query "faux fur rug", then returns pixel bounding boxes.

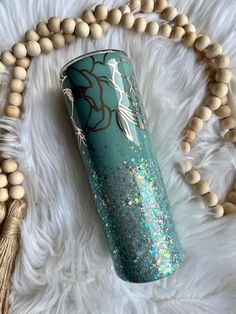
[0,0,236,313]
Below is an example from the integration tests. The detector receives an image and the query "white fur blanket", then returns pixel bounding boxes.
[0,0,236,313]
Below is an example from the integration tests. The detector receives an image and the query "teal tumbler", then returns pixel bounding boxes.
[60,50,183,283]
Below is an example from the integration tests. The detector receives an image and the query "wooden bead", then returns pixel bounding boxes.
[8,171,24,185]
[51,34,65,48]
[215,105,231,119]
[9,92,23,107]
[75,21,90,37]
[39,38,53,53]
[223,202,236,214]
[224,129,236,142]
[189,117,204,131]
[146,22,159,36]
[36,22,50,37]
[10,79,24,93]
[61,18,76,34]
[108,9,122,25]
[142,0,154,13]
[1,159,18,173]
[133,17,147,33]
[183,32,197,48]
[99,21,110,33]
[205,96,221,111]
[122,13,135,29]
[16,57,31,69]
[196,106,212,122]
[211,83,228,98]
[48,17,61,33]
[26,41,41,57]
[206,43,223,59]
[82,9,96,24]
[9,185,25,200]
[0,174,8,188]
[215,69,232,84]
[220,117,236,130]
[180,141,191,154]
[158,23,172,38]
[162,6,178,22]
[184,129,196,143]
[229,191,236,204]
[13,66,27,81]
[25,29,40,42]
[0,188,9,202]
[95,4,108,21]
[183,24,196,33]
[204,192,218,207]
[154,0,167,12]
[221,96,228,105]
[130,0,141,12]
[179,160,193,173]
[12,43,27,59]
[90,23,103,39]
[174,14,188,26]
[75,18,83,24]
[212,54,230,68]
[185,170,201,184]
[5,105,21,118]
[170,27,185,42]
[195,180,209,195]
[195,35,210,51]
[212,204,224,218]
[1,51,16,66]
[64,34,76,44]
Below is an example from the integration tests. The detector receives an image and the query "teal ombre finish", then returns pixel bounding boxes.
[60,50,183,283]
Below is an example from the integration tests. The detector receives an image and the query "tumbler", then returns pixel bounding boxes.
[60,50,183,283]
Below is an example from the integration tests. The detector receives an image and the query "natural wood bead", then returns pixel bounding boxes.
[122,13,135,29]
[154,0,167,12]
[10,79,24,93]
[1,51,16,66]
[142,0,154,13]
[99,21,110,33]
[133,17,147,33]
[212,204,224,218]
[9,92,23,107]
[61,18,76,34]
[146,22,159,36]
[195,180,209,195]
[158,24,172,38]
[12,43,27,59]
[9,185,25,200]
[229,191,236,204]
[215,105,231,119]
[48,17,61,33]
[212,54,230,68]
[90,23,103,39]
[185,170,201,184]
[75,18,83,24]
[8,171,24,185]
[170,27,185,42]
[39,37,54,53]
[51,33,65,48]
[206,43,223,59]
[215,69,232,84]
[220,117,236,130]
[184,129,196,143]
[25,29,40,42]
[75,22,90,37]
[223,202,236,214]
[204,192,218,207]
[205,96,221,111]
[189,117,204,131]
[0,174,7,188]
[26,41,41,57]
[94,4,108,21]
[174,14,188,26]
[183,32,197,48]
[183,24,196,33]
[64,34,76,44]
[5,105,21,118]
[224,129,236,142]
[16,57,31,69]
[180,141,191,154]
[82,9,96,24]
[196,106,212,122]
[179,160,193,173]
[211,82,228,98]
[13,66,27,81]
[221,96,228,105]
[162,6,178,22]
[130,0,141,12]
[1,159,18,173]
[36,22,50,37]
[0,188,9,202]
[108,9,122,25]
[195,35,210,51]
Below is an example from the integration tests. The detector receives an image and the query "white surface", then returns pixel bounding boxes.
[0,0,236,313]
